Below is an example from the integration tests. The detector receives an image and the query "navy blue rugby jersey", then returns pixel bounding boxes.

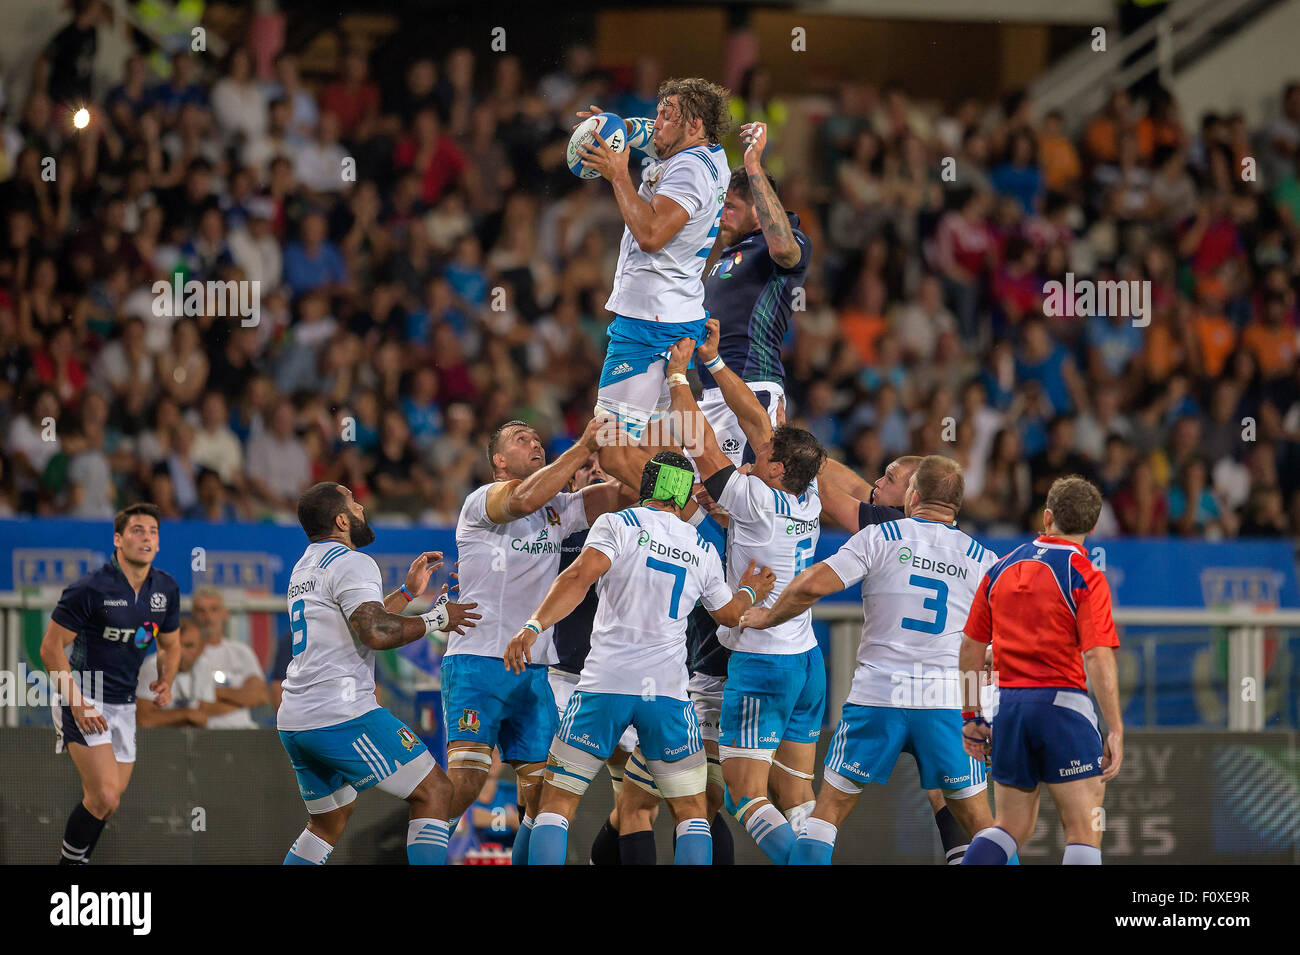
[50,554,181,704]
[700,212,810,390]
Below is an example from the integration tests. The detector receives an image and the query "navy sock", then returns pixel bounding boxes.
[619,830,657,865]
[962,827,1016,865]
[590,818,621,865]
[60,802,106,865]
[934,805,970,864]
[710,812,734,865]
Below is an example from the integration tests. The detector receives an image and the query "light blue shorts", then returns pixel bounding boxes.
[823,704,987,797]
[720,645,825,750]
[279,707,435,813]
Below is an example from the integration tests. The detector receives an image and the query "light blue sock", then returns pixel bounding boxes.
[512,816,534,866]
[406,818,449,865]
[740,799,796,865]
[527,812,569,865]
[961,826,1017,865]
[284,828,332,865]
[1063,843,1101,864]
[674,818,713,865]
[788,817,836,865]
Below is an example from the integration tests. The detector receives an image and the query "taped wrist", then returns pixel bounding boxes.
[421,593,451,635]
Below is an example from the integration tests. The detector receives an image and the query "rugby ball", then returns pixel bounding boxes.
[567,112,626,179]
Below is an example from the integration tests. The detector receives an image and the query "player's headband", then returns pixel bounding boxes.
[642,462,694,510]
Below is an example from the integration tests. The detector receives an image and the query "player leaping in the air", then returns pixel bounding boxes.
[505,451,776,865]
[665,333,828,865]
[444,417,633,866]
[278,483,480,865]
[573,78,731,449]
[740,456,1002,864]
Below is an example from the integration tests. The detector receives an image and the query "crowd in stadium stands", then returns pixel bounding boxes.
[3,10,1300,539]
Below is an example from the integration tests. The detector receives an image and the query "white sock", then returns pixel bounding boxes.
[784,799,816,835]
[1063,843,1102,865]
[290,828,333,864]
[675,817,712,839]
[535,812,568,831]
[407,817,449,845]
[744,802,789,845]
[802,817,838,846]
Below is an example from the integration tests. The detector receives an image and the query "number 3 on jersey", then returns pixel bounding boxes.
[900,574,948,634]
[290,597,308,657]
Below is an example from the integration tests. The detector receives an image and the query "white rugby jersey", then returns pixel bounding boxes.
[605,143,729,323]
[579,506,733,699]
[822,517,999,709]
[449,483,589,664]
[278,542,385,732]
[715,472,820,655]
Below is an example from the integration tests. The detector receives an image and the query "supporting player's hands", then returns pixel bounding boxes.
[504,627,538,674]
[961,716,992,763]
[581,414,615,452]
[668,337,695,376]
[1099,729,1123,782]
[578,129,629,182]
[739,559,777,604]
[695,319,721,365]
[71,698,108,736]
[740,122,768,170]
[404,551,444,599]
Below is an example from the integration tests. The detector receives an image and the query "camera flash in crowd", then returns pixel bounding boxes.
[73,107,90,129]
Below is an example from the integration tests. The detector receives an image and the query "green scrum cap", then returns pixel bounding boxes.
[640,452,694,510]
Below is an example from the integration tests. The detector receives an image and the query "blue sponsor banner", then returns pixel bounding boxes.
[0,519,1295,607]
[1,519,1297,728]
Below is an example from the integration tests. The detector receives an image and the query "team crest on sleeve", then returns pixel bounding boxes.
[150,592,167,612]
[458,708,481,733]
[544,506,561,527]
[397,726,419,750]
[721,437,741,455]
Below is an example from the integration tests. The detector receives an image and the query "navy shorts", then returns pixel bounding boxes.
[990,687,1105,789]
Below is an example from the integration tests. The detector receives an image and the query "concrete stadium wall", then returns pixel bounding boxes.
[1173,0,1300,128]
[2,728,1295,864]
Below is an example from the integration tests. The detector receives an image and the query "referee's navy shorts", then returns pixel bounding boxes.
[990,687,1105,789]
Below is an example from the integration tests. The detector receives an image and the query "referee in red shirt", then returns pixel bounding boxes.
[958,476,1123,864]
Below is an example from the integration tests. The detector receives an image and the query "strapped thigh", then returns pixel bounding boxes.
[645,748,708,799]
[544,738,606,796]
[447,744,493,773]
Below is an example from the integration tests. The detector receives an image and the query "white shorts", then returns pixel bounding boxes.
[53,696,137,764]
[687,671,726,744]
[699,382,784,466]
[548,668,638,752]
[595,362,671,442]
